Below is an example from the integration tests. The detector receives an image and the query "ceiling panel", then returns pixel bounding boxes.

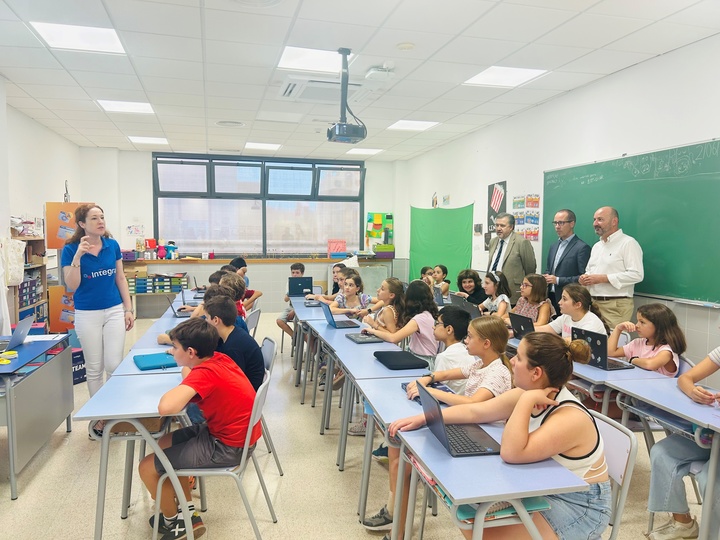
[537,13,652,48]
[106,0,201,37]
[204,9,292,46]
[384,0,495,33]
[604,21,716,55]
[0,46,61,69]
[464,2,577,42]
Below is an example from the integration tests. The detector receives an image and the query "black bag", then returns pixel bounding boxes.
[373,350,429,370]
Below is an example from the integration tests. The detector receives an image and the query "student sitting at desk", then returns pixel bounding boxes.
[477,271,511,318]
[179,269,230,312]
[139,318,260,540]
[276,262,305,339]
[390,332,611,540]
[536,283,607,341]
[503,273,555,326]
[364,315,513,537]
[607,303,686,376]
[330,273,376,316]
[646,345,720,540]
[454,268,488,305]
[362,278,404,334]
[420,266,435,288]
[219,272,247,319]
[432,264,451,297]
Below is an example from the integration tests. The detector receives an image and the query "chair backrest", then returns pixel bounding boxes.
[238,369,271,468]
[261,337,277,375]
[312,285,322,295]
[678,355,695,376]
[589,409,638,540]
[249,297,260,313]
[245,308,261,338]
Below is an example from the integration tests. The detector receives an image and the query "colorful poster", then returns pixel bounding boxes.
[512,196,525,209]
[366,212,394,249]
[487,181,507,233]
[45,202,90,249]
[514,211,525,226]
[48,285,75,333]
[526,194,540,208]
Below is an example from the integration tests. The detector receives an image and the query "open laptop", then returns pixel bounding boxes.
[509,313,535,339]
[166,296,192,318]
[180,288,200,308]
[432,286,445,306]
[571,327,634,371]
[0,315,34,352]
[417,384,500,457]
[448,293,482,319]
[346,332,383,344]
[319,301,360,329]
[288,276,313,297]
[193,277,205,299]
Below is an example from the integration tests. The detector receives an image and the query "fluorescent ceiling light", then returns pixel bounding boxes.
[30,22,125,54]
[128,136,168,145]
[278,46,352,73]
[464,66,546,88]
[387,120,439,132]
[245,142,281,151]
[98,100,154,114]
[346,148,383,155]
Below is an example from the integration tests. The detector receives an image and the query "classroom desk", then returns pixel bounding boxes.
[606,378,720,540]
[74,372,198,540]
[288,297,325,390]
[570,362,669,415]
[0,335,70,499]
[394,426,588,540]
[113,347,179,376]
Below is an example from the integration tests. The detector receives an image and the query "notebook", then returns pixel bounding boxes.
[373,350,428,370]
[401,381,453,403]
[288,276,313,297]
[509,312,535,340]
[192,277,205,299]
[448,294,482,319]
[133,352,178,371]
[166,296,192,318]
[456,497,551,523]
[345,332,384,344]
[0,315,34,352]
[417,384,500,457]
[571,327,634,371]
[180,288,200,307]
[319,301,360,329]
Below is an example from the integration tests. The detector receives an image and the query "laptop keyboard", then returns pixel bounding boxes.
[445,425,491,454]
[607,358,633,370]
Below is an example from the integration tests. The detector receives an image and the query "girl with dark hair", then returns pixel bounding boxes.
[432,264,451,296]
[536,283,607,340]
[504,273,555,326]
[455,269,488,304]
[478,271,511,318]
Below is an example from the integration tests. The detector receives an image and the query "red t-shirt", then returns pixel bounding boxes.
[182,352,261,447]
[235,299,247,319]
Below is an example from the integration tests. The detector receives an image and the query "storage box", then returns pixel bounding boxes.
[121,250,137,261]
[374,244,395,259]
[72,348,86,385]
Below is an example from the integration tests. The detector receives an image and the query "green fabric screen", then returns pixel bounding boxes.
[410,204,473,287]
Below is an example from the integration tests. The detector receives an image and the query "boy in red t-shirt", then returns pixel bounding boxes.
[139,318,261,540]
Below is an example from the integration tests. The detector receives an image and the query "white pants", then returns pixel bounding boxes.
[74,304,126,397]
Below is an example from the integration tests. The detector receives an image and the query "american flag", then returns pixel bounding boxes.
[490,184,504,213]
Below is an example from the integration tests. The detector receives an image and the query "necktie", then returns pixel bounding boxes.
[491,239,504,271]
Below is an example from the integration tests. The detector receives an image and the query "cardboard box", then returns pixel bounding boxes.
[72,348,86,385]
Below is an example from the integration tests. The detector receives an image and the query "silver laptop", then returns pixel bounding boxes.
[346,332,383,344]
[509,312,535,339]
[448,293,481,319]
[417,384,500,457]
[319,301,360,329]
[166,296,192,318]
[0,315,35,352]
[571,327,634,371]
[192,277,205,299]
[180,288,200,307]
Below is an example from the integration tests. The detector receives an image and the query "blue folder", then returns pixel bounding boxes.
[133,352,177,371]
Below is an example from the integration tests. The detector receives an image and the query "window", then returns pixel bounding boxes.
[153,153,365,256]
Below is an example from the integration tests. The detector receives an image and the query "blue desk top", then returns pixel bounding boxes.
[398,427,588,506]
[288,298,326,322]
[0,335,67,375]
[354,377,423,424]
[131,311,183,349]
[74,372,182,421]
[571,361,670,385]
[113,347,179,376]
[307,320,428,380]
[605,377,720,432]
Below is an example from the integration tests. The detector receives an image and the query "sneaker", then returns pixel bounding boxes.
[348,418,367,436]
[332,372,346,391]
[362,505,393,531]
[372,443,389,463]
[647,517,699,540]
[318,371,326,391]
[152,511,206,540]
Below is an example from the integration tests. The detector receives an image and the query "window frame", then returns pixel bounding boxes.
[152,152,366,257]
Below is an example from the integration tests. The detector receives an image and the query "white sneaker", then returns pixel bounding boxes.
[647,517,699,540]
[348,419,367,436]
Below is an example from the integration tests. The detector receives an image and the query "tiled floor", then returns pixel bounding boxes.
[0,313,704,539]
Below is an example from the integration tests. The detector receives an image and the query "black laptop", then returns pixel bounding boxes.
[319,301,360,329]
[571,327,634,371]
[448,293,481,319]
[288,276,313,297]
[180,288,200,308]
[346,332,384,344]
[417,384,500,457]
[193,277,205,299]
[509,313,535,339]
[166,296,192,318]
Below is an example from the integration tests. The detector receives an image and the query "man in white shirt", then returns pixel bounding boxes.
[579,206,643,329]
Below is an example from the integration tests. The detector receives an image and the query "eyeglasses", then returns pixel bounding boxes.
[520,283,531,288]
[434,321,445,327]
[552,220,573,226]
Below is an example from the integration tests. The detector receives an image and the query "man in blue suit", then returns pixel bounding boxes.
[543,209,590,314]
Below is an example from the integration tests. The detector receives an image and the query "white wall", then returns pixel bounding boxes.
[0,78,9,236]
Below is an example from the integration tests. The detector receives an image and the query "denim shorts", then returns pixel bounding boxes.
[540,481,612,540]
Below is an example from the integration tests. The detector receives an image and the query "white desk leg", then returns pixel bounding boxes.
[311,343,322,408]
[601,389,611,416]
[403,467,419,540]
[358,410,376,518]
[300,328,316,404]
[337,378,354,470]
[294,323,305,387]
[391,445,409,540]
[320,355,335,435]
[94,419,118,539]
[698,435,719,540]
[4,377,18,500]
[120,440,136,519]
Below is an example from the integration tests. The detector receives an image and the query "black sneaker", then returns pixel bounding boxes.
[155,512,206,540]
[362,505,393,531]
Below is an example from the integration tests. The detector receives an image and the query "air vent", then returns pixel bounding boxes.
[278,76,372,104]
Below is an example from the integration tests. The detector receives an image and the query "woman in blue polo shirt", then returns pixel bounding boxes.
[62,205,134,408]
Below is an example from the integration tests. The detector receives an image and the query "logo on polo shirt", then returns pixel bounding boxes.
[83,268,117,279]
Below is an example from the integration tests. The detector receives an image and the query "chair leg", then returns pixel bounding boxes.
[691,476,703,504]
[199,476,208,512]
[280,331,284,353]
[233,475,264,540]
[647,512,655,535]
[251,453,278,522]
[261,416,284,476]
[418,484,430,540]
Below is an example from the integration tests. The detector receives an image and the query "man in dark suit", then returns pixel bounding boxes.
[543,209,591,314]
[487,213,536,304]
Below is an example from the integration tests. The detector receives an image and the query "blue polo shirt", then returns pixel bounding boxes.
[61,237,123,310]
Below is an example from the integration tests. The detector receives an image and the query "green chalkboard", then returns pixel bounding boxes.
[543,140,720,303]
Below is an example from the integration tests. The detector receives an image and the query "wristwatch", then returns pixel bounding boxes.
[124,308,135,314]
[367,307,373,313]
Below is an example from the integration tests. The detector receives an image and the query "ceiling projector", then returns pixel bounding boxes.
[327,47,367,144]
[327,122,367,144]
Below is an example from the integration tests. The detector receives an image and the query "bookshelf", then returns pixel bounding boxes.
[9,235,48,325]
